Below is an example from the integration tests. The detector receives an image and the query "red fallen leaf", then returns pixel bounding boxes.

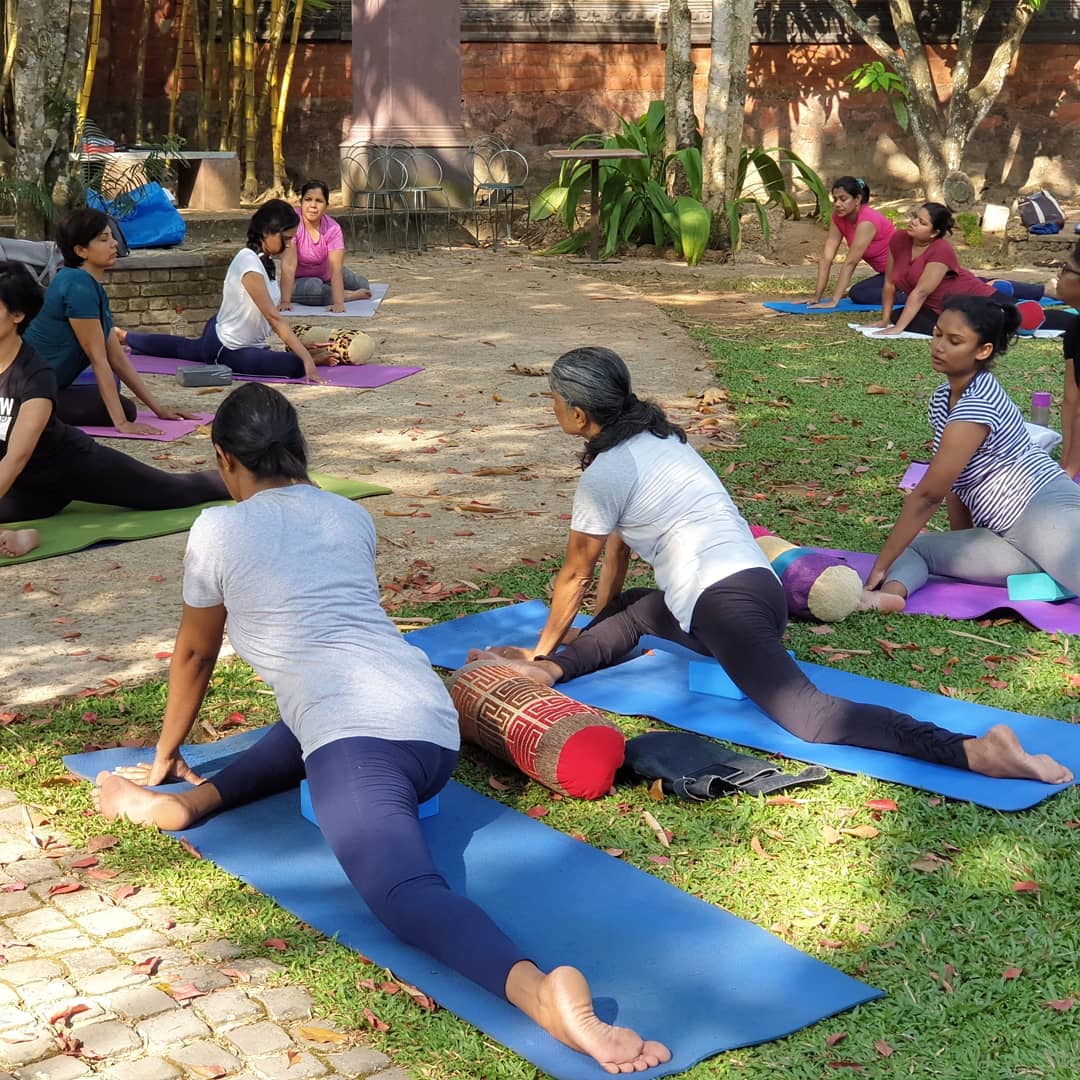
[647,855,671,865]
[558,513,572,520]
[765,795,806,806]
[2,1029,41,1044]
[219,966,251,983]
[48,1003,89,1027]
[525,806,549,818]
[377,981,401,995]
[102,678,121,688]
[81,712,97,723]
[750,836,773,859]
[1,882,27,892]
[825,1032,848,1047]
[980,677,1008,689]
[70,856,98,869]
[167,981,207,1002]
[189,1066,227,1080]
[263,938,288,951]
[161,919,176,930]
[180,838,202,860]
[357,978,378,991]
[487,777,509,791]
[1043,998,1074,1012]
[1066,820,1080,829]
[220,712,246,728]
[1013,880,1040,893]
[22,582,32,593]
[86,835,118,853]
[113,884,139,902]
[826,1063,863,1071]
[819,939,844,950]
[0,712,23,725]
[85,868,119,881]
[154,651,173,661]
[132,955,161,976]
[928,797,942,807]
[47,882,83,896]
[363,1007,390,1032]
[287,1050,302,1066]
[603,848,624,857]
[1002,966,1023,981]
[865,798,897,812]
[148,575,165,583]
[875,1040,894,1057]
[62,631,82,640]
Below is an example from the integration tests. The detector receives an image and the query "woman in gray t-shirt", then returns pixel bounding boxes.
[472,346,1070,787]
[92,382,669,1076]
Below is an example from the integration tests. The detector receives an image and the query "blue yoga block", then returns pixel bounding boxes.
[1007,572,1076,603]
[299,780,439,826]
[689,652,796,699]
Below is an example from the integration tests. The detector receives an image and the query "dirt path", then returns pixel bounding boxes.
[4,250,755,709]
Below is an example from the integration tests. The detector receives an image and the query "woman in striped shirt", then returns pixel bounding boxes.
[863,295,1080,609]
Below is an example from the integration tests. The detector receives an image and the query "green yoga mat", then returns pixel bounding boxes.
[0,474,391,566]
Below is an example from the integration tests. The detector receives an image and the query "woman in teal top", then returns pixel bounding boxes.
[24,209,193,435]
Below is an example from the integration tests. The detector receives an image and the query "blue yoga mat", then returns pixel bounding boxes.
[405,601,1079,811]
[763,299,883,314]
[65,733,880,1080]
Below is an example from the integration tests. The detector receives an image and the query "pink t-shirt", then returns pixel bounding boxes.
[833,204,894,273]
[292,212,345,281]
[888,233,994,313]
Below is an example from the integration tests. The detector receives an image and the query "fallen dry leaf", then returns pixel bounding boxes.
[263,938,288,952]
[840,825,881,840]
[821,825,843,845]
[48,1003,89,1028]
[524,806,548,819]
[188,1066,227,1080]
[86,835,118,853]
[865,384,890,395]
[750,835,774,859]
[642,809,670,848]
[363,1007,390,1032]
[1043,998,1074,1012]
[487,777,509,792]
[647,854,671,865]
[47,882,83,896]
[1002,966,1023,981]
[911,852,950,873]
[69,856,98,869]
[132,956,161,977]
[179,838,202,860]
[219,966,251,984]
[765,795,806,807]
[825,1032,848,1047]
[647,778,665,802]
[113,884,139,902]
[167,981,207,1002]
[287,1049,302,1066]
[85,868,119,881]
[295,1025,349,1045]
[874,1040,894,1057]
[865,798,898,813]
[1012,880,1040,894]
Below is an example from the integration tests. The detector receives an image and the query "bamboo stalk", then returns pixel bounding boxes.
[0,23,18,112]
[133,0,152,142]
[256,0,286,132]
[228,0,244,150]
[188,0,203,140]
[241,0,257,198]
[217,0,232,149]
[273,0,305,192]
[76,0,103,129]
[200,0,218,147]
[167,0,191,139]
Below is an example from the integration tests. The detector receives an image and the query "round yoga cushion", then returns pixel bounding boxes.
[291,325,375,365]
[448,661,625,800]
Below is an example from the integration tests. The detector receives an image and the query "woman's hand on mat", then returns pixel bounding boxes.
[807,298,836,309]
[872,326,904,336]
[303,368,328,384]
[115,418,164,436]
[329,303,346,313]
[154,406,200,422]
[277,300,293,311]
[866,318,892,329]
[113,752,203,788]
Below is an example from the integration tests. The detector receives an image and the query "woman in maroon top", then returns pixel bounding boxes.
[871,203,1073,338]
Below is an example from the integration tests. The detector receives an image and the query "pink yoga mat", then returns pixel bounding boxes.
[126,354,422,388]
[78,411,214,442]
[820,547,1080,635]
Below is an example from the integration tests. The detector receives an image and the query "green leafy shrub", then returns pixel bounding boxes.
[956,211,983,247]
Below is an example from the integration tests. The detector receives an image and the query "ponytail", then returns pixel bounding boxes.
[211,383,310,481]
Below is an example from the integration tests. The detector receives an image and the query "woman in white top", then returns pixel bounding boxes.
[120,202,331,383]
[863,295,1080,611]
[473,346,1070,785]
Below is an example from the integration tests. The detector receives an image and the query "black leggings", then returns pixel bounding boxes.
[56,385,138,427]
[126,317,304,379]
[907,291,1075,336]
[546,570,970,769]
[0,437,227,522]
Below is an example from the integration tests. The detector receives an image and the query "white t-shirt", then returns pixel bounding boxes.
[215,248,281,350]
[571,432,773,631]
[182,485,460,759]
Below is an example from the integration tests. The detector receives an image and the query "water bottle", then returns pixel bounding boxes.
[172,305,189,339]
[1031,391,1052,428]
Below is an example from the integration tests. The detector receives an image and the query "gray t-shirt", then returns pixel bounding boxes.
[571,432,773,631]
[182,484,460,758]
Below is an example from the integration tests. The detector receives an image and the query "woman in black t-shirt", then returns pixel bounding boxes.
[0,262,227,559]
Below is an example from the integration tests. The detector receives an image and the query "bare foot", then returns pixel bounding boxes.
[528,966,670,1074]
[310,347,340,367]
[964,724,1074,784]
[858,588,907,613]
[345,288,372,302]
[115,327,128,346]
[94,771,194,830]
[465,648,560,686]
[1044,276,1060,301]
[0,529,39,558]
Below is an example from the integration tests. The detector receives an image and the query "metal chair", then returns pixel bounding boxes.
[471,147,529,250]
[340,149,369,252]
[396,149,453,252]
[357,148,411,253]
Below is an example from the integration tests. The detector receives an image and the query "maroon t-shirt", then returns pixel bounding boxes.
[889,233,994,313]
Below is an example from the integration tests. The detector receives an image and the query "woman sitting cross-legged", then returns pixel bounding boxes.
[92,381,671,1077]
[870,203,1072,338]
[278,180,371,313]
[0,261,227,559]
[119,201,333,383]
[22,209,195,434]
[469,345,1071,785]
[862,296,1080,616]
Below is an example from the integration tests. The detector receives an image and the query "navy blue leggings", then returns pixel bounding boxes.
[545,570,970,769]
[126,317,304,379]
[210,724,526,998]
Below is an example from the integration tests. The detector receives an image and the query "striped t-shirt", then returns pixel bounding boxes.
[929,369,1060,531]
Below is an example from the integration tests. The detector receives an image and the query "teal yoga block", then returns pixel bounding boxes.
[299,780,439,826]
[689,652,796,699]
[1006,572,1076,603]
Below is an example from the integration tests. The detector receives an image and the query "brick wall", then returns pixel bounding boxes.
[105,253,231,334]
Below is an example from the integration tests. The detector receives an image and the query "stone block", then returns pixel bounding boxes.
[39,890,111,918]
[251,987,311,1023]
[0,1005,36,1031]
[0,893,42,918]
[71,1020,139,1059]
[17,981,78,1010]
[6,910,73,939]
[0,793,19,808]
[0,1033,57,1071]
[0,858,56,882]
[31,1000,103,1030]
[190,940,243,963]
[168,1040,241,1074]
[61,949,119,979]
[30,930,96,957]
[14,1053,90,1080]
[321,1048,391,1078]
[126,298,150,313]
[106,928,170,956]
[136,1008,210,1050]
[249,1051,326,1080]
[75,966,146,996]
[72,908,141,938]
[105,985,177,1020]
[157,966,231,993]
[222,1021,292,1056]
[203,959,282,986]
[191,989,262,1031]
[99,1058,179,1080]
[367,1070,413,1080]
[0,962,63,990]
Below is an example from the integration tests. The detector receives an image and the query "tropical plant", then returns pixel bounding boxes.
[529,101,712,265]
[846,60,910,131]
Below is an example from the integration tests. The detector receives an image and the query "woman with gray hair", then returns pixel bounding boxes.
[471,346,1071,785]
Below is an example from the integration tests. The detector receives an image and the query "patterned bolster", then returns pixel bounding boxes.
[448,661,626,800]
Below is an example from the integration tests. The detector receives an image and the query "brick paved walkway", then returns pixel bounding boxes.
[0,790,411,1080]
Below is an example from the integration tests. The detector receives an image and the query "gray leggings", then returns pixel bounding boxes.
[887,471,1080,595]
[291,267,369,307]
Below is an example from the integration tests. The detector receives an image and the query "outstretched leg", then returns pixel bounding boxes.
[0,529,39,557]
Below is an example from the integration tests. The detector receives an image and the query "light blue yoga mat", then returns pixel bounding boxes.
[405,601,1079,811]
[763,299,883,314]
[65,732,881,1080]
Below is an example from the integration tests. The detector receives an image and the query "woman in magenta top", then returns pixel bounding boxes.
[809,177,896,307]
[278,181,371,312]
[872,203,1074,337]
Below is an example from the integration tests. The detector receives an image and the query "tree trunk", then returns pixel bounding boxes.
[273,0,305,193]
[201,0,219,148]
[700,0,753,247]
[168,0,191,139]
[133,0,152,142]
[241,0,257,199]
[663,0,696,191]
[256,0,288,166]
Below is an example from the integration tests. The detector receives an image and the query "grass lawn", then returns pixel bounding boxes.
[5,317,1079,1079]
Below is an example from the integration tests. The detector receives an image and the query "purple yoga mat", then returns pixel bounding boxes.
[78,411,214,442]
[126,353,422,388]
[823,547,1080,634]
